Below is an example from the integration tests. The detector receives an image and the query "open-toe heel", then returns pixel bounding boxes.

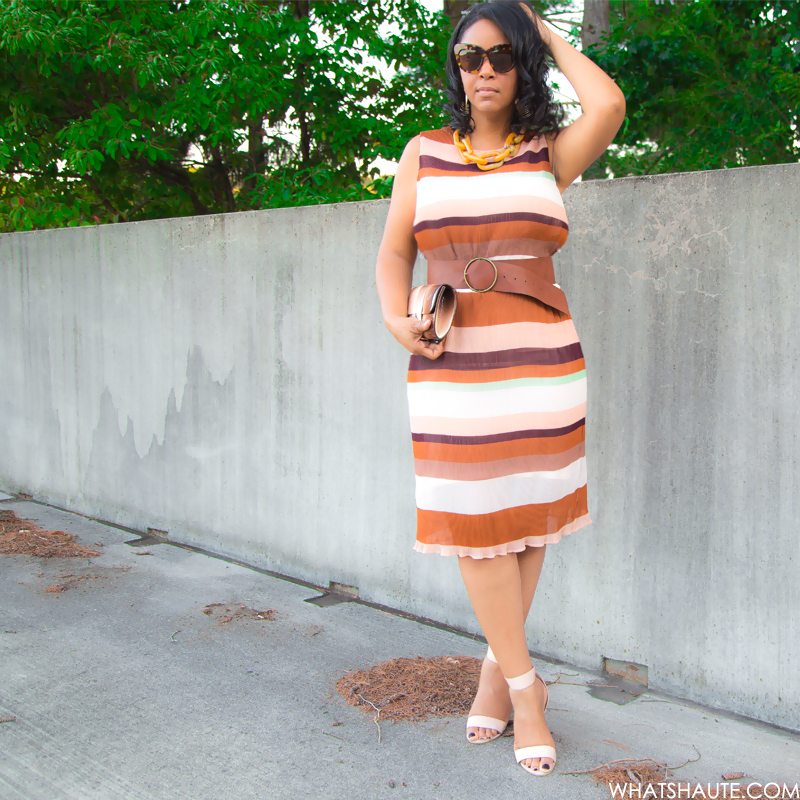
[505,667,556,776]
[466,646,510,744]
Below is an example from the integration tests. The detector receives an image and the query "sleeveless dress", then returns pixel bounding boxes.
[408,125,592,559]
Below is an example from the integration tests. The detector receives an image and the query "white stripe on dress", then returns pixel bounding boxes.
[409,403,587,436]
[443,320,579,353]
[416,171,559,207]
[415,458,588,515]
[407,378,587,419]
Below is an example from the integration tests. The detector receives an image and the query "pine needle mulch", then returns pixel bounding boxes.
[0,510,100,559]
[587,760,669,794]
[202,602,279,624]
[574,758,793,799]
[336,655,482,723]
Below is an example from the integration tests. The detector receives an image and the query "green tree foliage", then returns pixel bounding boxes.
[584,0,800,179]
[0,0,452,231]
[3,0,797,232]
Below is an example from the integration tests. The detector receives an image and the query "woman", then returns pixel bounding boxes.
[375,0,625,777]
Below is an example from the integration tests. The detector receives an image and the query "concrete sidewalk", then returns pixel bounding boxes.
[1,496,798,800]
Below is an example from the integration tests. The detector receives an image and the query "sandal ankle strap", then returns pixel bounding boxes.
[505,667,536,691]
[486,645,497,664]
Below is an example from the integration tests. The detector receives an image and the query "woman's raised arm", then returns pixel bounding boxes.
[522,2,626,193]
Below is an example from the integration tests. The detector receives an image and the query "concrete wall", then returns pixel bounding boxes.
[2,163,798,731]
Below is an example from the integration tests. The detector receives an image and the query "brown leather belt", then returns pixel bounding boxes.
[427,256,569,315]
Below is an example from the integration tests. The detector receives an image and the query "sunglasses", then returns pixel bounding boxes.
[454,43,515,74]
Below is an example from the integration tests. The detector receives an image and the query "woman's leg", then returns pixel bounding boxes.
[519,544,547,620]
[463,553,525,743]
[465,544,548,740]
[460,547,554,772]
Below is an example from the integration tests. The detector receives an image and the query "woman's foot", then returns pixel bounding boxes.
[466,653,513,743]
[507,672,556,774]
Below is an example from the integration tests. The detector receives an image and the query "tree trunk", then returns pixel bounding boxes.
[582,0,610,50]
[211,146,236,212]
[244,115,265,199]
[294,0,311,169]
[443,0,470,30]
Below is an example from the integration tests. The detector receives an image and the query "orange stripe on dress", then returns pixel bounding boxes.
[450,291,570,327]
[415,485,589,549]
[414,443,585,480]
[412,425,586,463]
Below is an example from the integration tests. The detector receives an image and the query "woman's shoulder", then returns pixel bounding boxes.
[537,128,565,190]
[525,127,560,164]
[417,125,454,143]
[400,126,454,161]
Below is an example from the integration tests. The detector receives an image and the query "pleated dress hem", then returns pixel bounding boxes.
[412,512,592,559]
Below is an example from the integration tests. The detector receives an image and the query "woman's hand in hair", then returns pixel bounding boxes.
[519,2,553,53]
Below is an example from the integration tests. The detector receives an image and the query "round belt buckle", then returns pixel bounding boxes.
[463,256,498,293]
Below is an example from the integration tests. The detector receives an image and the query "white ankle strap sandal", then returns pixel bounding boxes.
[505,667,557,776]
[465,646,509,744]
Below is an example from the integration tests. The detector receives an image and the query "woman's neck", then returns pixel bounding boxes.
[465,112,515,151]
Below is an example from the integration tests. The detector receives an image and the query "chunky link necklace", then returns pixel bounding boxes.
[453,128,526,171]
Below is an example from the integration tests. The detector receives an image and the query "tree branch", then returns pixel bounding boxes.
[84,174,128,222]
[137,157,210,214]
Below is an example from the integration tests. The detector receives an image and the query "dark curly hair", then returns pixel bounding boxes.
[445,0,566,139]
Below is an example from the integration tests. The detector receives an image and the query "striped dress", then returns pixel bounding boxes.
[408,125,592,559]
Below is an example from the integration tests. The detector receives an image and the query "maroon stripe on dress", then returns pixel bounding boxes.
[409,342,584,372]
[419,149,551,173]
[411,418,585,445]
[413,212,569,234]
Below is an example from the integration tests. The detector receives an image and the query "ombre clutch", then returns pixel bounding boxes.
[407,284,457,344]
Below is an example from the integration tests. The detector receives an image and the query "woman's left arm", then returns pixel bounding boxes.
[523,3,626,192]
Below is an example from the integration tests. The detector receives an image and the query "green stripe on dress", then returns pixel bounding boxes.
[407,371,586,393]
